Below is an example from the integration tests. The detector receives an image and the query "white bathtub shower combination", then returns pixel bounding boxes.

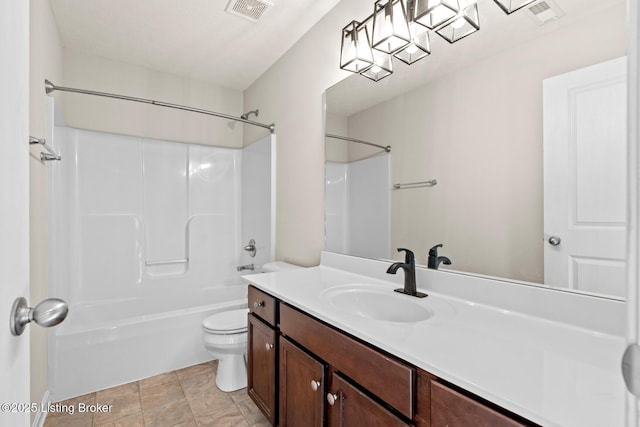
[48,127,273,400]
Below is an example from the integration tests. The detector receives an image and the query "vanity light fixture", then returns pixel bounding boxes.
[436,2,480,43]
[414,0,460,29]
[394,0,432,65]
[371,0,412,54]
[341,0,534,82]
[340,20,374,73]
[361,50,394,81]
[492,0,538,14]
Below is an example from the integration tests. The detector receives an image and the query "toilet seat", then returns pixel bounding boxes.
[202,308,248,335]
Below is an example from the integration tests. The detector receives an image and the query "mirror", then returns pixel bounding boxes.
[325,0,627,299]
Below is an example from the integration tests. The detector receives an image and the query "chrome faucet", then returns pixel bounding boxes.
[237,264,255,272]
[386,248,428,298]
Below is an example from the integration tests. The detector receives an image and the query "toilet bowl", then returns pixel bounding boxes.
[202,307,249,392]
[202,261,302,392]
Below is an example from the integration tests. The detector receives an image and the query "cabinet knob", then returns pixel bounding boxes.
[326,393,339,406]
[253,301,264,309]
[310,380,321,392]
[265,342,274,351]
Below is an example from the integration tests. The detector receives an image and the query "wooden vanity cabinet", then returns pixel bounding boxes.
[247,314,277,425]
[278,336,325,427]
[327,372,411,427]
[247,286,279,425]
[246,285,537,427]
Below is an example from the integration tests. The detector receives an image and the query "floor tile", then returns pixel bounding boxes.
[143,398,194,427]
[176,361,214,381]
[195,404,248,427]
[185,388,235,418]
[94,411,145,427]
[93,393,142,425]
[139,371,178,390]
[96,381,139,402]
[140,380,185,411]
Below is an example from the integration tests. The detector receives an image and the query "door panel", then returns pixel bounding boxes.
[247,314,276,425]
[327,372,410,427]
[279,337,325,427]
[543,57,627,297]
[0,1,30,426]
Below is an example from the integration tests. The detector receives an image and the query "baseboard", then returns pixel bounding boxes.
[32,390,50,427]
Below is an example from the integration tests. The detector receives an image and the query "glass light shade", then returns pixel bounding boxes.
[394,23,431,65]
[414,0,459,29]
[372,0,411,54]
[436,3,479,43]
[493,0,537,14]
[340,21,374,73]
[360,50,393,82]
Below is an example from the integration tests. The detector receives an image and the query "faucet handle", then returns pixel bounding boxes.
[396,248,415,263]
[428,244,443,257]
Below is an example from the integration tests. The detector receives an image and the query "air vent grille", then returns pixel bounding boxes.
[526,0,565,25]
[225,0,273,23]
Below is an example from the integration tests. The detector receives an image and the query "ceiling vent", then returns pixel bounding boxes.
[225,0,273,23]
[526,0,565,25]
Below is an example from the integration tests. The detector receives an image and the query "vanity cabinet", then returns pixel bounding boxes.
[246,285,536,427]
[278,336,325,426]
[247,286,278,425]
[327,372,411,427]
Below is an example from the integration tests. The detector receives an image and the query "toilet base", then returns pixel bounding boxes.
[215,354,247,392]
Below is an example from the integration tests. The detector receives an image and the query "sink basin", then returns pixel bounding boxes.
[322,285,434,323]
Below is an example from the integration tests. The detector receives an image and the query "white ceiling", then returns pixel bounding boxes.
[49,0,342,91]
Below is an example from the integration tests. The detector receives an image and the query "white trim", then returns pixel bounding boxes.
[628,0,640,424]
[31,390,50,427]
[270,133,277,262]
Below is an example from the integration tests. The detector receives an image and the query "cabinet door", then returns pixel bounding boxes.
[327,373,411,427]
[279,337,325,427]
[247,314,276,425]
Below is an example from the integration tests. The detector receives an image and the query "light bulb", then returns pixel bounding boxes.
[451,16,466,29]
[406,44,419,54]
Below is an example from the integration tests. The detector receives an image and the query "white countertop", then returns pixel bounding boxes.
[245,262,627,427]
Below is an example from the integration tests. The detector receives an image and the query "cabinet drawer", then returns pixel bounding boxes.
[248,285,277,326]
[431,381,532,427]
[280,303,415,419]
[328,372,411,427]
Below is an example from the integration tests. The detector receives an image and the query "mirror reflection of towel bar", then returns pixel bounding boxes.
[393,179,437,189]
[145,258,189,266]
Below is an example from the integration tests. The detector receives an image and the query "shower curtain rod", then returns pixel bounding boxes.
[325,133,391,153]
[44,80,275,133]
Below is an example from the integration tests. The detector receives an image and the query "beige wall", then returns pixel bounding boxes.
[60,49,244,148]
[345,4,626,282]
[244,0,371,266]
[29,0,63,417]
[325,112,349,163]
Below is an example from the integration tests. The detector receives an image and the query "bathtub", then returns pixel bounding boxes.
[49,283,248,401]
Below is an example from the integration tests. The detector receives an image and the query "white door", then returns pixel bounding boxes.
[0,1,31,426]
[543,57,627,297]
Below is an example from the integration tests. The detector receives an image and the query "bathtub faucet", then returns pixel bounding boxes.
[237,264,255,272]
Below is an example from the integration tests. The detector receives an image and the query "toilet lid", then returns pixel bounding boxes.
[202,308,249,334]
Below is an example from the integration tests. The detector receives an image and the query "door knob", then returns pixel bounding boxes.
[310,380,321,392]
[265,343,274,351]
[548,236,561,246]
[10,297,68,336]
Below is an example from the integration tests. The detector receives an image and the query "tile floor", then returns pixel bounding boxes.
[43,360,269,427]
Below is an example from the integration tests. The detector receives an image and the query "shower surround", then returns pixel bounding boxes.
[48,127,273,401]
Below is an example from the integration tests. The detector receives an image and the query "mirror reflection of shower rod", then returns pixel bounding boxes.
[44,80,275,133]
[325,133,391,153]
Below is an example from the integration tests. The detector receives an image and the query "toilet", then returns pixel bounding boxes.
[201,261,301,392]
